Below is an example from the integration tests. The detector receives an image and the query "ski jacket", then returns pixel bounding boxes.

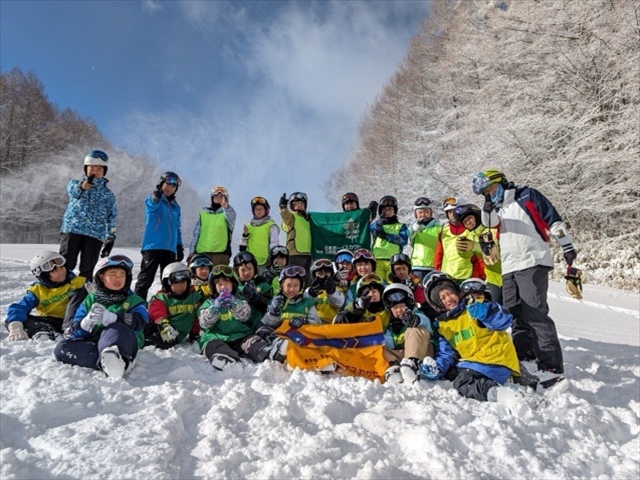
[261,294,321,327]
[6,273,85,323]
[280,208,311,255]
[410,219,441,269]
[482,185,574,274]
[192,279,211,298]
[338,301,391,331]
[148,287,203,342]
[435,222,484,281]
[434,301,520,384]
[383,309,431,350]
[304,289,346,324]
[198,294,262,348]
[371,220,409,260]
[238,277,274,315]
[190,205,236,256]
[140,194,183,254]
[67,291,148,348]
[60,177,117,242]
[240,217,280,265]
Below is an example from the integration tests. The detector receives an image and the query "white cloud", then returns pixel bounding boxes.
[142,0,163,14]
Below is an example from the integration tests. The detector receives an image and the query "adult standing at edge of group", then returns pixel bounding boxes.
[279,192,312,282]
[60,150,117,282]
[472,169,578,374]
[188,186,236,267]
[134,171,184,301]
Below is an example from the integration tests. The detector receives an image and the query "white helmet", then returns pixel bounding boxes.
[84,150,109,174]
[30,251,65,278]
[162,262,191,290]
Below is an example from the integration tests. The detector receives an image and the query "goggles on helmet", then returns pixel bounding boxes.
[169,271,190,284]
[443,197,457,208]
[280,265,306,281]
[32,256,66,276]
[211,186,228,197]
[162,172,181,187]
[460,278,487,295]
[290,192,307,202]
[353,249,374,262]
[190,256,212,269]
[88,150,108,162]
[335,252,353,264]
[105,255,134,270]
[313,258,333,268]
[342,193,358,204]
[384,291,410,306]
[359,273,383,287]
[211,265,236,279]
[270,246,289,258]
[390,253,411,266]
[234,251,256,266]
[251,196,268,207]
[415,197,431,207]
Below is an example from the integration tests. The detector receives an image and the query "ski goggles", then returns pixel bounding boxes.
[359,273,383,287]
[270,246,289,258]
[352,249,374,263]
[251,196,268,207]
[383,290,410,307]
[169,271,190,284]
[88,150,109,162]
[94,255,134,275]
[190,256,212,269]
[234,252,256,266]
[32,256,66,276]
[335,252,353,264]
[164,174,181,187]
[210,265,238,280]
[390,253,411,266]
[414,197,431,207]
[280,265,306,280]
[342,193,358,204]
[211,186,228,197]
[460,278,487,295]
[290,192,307,202]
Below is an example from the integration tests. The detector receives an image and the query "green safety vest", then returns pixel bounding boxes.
[292,213,311,254]
[196,211,228,253]
[247,220,275,265]
[372,223,403,260]
[439,227,476,281]
[410,223,441,268]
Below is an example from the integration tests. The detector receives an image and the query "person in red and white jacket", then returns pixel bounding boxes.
[472,170,578,374]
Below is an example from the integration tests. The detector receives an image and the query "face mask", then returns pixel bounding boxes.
[490,183,505,205]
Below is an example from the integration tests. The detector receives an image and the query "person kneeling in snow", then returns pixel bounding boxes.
[198,265,286,371]
[54,255,148,378]
[421,272,539,413]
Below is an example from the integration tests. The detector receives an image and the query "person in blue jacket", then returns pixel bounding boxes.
[134,171,184,301]
[59,150,117,281]
[420,271,539,413]
[6,251,86,342]
[54,255,148,378]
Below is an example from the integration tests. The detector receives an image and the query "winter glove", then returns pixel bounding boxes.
[153,183,163,201]
[175,245,184,262]
[332,312,349,324]
[338,268,349,281]
[255,325,275,340]
[307,277,325,298]
[238,245,247,252]
[399,309,420,328]
[7,321,29,342]
[89,303,118,326]
[216,288,233,309]
[411,221,424,233]
[324,275,338,295]
[81,174,95,190]
[243,281,259,302]
[289,316,306,329]
[354,293,372,312]
[200,305,221,328]
[100,238,115,258]
[420,357,442,380]
[371,219,384,236]
[231,300,252,322]
[267,294,286,317]
[80,312,100,332]
[482,195,494,213]
[368,201,379,217]
[159,319,179,343]
[563,246,577,266]
[479,232,500,266]
[565,266,583,300]
[456,237,475,253]
[279,193,288,209]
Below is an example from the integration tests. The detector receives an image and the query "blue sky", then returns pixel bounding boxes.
[1,0,429,215]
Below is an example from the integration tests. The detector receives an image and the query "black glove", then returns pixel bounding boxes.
[354,293,372,311]
[153,183,163,200]
[418,219,429,226]
[279,193,288,209]
[307,277,325,298]
[482,194,493,213]
[267,294,286,317]
[176,245,184,262]
[563,247,577,266]
[324,275,338,295]
[333,312,349,324]
[289,316,306,329]
[100,238,115,258]
[238,245,247,252]
[368,200,379,216]
[399,309,420,328]
[243,281,259,301]
[255,325,275,340]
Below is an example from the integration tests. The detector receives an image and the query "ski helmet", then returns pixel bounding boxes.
[382,283,416,312]
[356,273,385,297]
[460,278,490,299]
[208,264,240,296]
[413,196,433,213]
[352,248,377,272]
[160,171,181,190]
[334,249,354,265]
[288,192,308,208]
[279,265,306,289]
[93,254,134,292]
[189,254,213,275]
[442,197,468,213]
[423,270,460,312]
[390,253,412,269]
[83,150,109,175]
[341,192,360,209]
[378,195,398,215]
[30,251,66,279]
[472,169,507,195]
[268,245,289,264]
[211,186,229,201]
[310,258,336,278]
[251,196,270,215]
[233,251,258,275]
[454,204,481,228]
[161,262,191,291]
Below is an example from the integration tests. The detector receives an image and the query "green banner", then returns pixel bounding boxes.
[309,209,371,260]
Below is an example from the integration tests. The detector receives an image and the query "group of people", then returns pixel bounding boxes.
[4,150,579,414]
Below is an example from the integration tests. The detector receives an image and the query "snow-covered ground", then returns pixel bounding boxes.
[1,244,639,479]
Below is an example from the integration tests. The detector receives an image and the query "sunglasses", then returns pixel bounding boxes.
[353,249,374,261]
[415,197,431,207]
[342,193,358,203]
[460,279,487,294]
[169,272,190,284]
[32,256,66,276]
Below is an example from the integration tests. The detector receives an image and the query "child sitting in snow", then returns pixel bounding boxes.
[6,251,86,341]
[233,251,273,315]
[145,262,203,349]
[54,255,148,378]
[262,245,289,295]
[189,254,213,297]
[420,272,540,413]
[305,259,345,324]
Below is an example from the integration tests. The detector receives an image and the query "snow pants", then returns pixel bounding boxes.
[202,334,277,364]
[13,315,63,339]
[502,265,564,373]
[60,233,103,281]
[134,249,176,301]
[54,322,138,371]
[383,326,433,364]
[453,368,499,402]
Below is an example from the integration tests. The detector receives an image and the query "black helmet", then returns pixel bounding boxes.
[423,271,460,312]
[251,196,270,215]
[160,171,181,190]
[454,204,481,229]
[378,195,398,215]
[189,254,213,276]
[233,251,258,275]
[288,192,308,208]
[208,265,240,297]
[341,192,360,209]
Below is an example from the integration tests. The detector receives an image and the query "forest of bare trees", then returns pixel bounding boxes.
[326,0,639,289]
[0,68,205,247]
